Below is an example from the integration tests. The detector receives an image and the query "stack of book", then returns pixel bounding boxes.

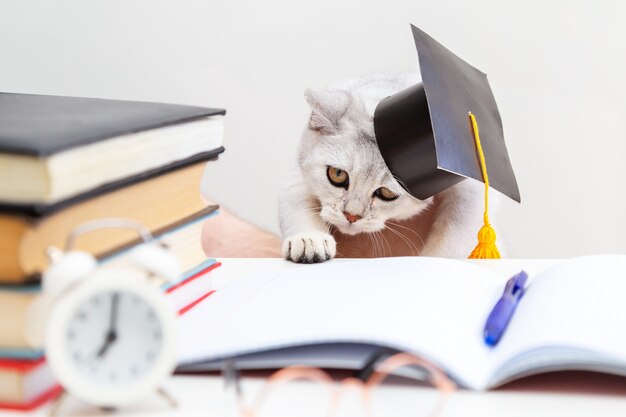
[0,92,225,410]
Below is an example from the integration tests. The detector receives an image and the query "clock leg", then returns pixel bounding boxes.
[48,389,67,417]
[99,406,117,412]
[157,386,178,408]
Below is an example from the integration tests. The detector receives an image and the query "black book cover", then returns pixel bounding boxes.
[0,92,226,218]
[0,92,225,156]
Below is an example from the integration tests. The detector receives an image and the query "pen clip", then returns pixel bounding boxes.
[503,271,528,301]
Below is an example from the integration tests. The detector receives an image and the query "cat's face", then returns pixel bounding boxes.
[299,88,429,236]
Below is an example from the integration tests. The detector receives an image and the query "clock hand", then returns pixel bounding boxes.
[109,292,119,335]
[96,293,119,358]
[96,332,116,358]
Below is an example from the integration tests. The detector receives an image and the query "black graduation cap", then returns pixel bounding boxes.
[374,25,521,203]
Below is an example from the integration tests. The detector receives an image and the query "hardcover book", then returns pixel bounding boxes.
[0,357,59,411]
[0,163,215,283]
[0,92,225,210]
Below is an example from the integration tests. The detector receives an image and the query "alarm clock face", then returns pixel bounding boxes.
[66,290,163,384]
[46,269,177,407]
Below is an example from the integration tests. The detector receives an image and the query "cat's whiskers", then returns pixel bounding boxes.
[333,241,345,258]
[365,233,373,257]
[385,220,426,249]
[385,224,420,256]
[378,230,392,257]
[368,231,378,257]
[372,234,385,256]
[386,228,418,256]
[365,232,378,258]
[372,230,391,257]
[373,231,384,257]
[301,206,323,214]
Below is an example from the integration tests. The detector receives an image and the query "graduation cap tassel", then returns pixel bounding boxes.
[467,112,501,259]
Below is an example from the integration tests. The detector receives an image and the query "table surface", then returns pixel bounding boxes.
[14,258,626,417]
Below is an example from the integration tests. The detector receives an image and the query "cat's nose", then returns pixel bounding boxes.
[343,212,362,224]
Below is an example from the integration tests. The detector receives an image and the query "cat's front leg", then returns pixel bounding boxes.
[421,180,487,258]
[279,175,336,263]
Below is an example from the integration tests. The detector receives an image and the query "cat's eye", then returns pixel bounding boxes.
[374,187,398,201]
[327,167,349,188]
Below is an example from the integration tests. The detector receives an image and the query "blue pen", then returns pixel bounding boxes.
[483,271,528,347]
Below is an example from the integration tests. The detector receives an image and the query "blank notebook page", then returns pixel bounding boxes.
[178,257,503,389]
[490,254,626,380]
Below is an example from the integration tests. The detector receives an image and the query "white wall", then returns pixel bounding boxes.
[1,0,624,257]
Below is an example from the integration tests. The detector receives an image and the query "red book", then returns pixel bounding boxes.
[0,357,61,411]
[166,261,221,315]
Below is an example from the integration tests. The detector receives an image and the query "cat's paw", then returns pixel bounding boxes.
[282,232,336,263]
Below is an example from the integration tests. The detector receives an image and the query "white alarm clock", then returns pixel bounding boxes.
[39,219,181,411]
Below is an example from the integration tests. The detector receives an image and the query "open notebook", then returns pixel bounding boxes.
[177,255,626,390]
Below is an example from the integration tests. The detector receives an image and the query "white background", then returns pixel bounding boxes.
[1,0,624,257]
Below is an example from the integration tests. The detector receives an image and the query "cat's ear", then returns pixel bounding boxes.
[304,88,351,134]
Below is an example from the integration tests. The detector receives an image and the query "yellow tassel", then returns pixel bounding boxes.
[467,112,501,259]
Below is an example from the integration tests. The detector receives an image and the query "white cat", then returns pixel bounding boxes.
[279,74,495,263]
